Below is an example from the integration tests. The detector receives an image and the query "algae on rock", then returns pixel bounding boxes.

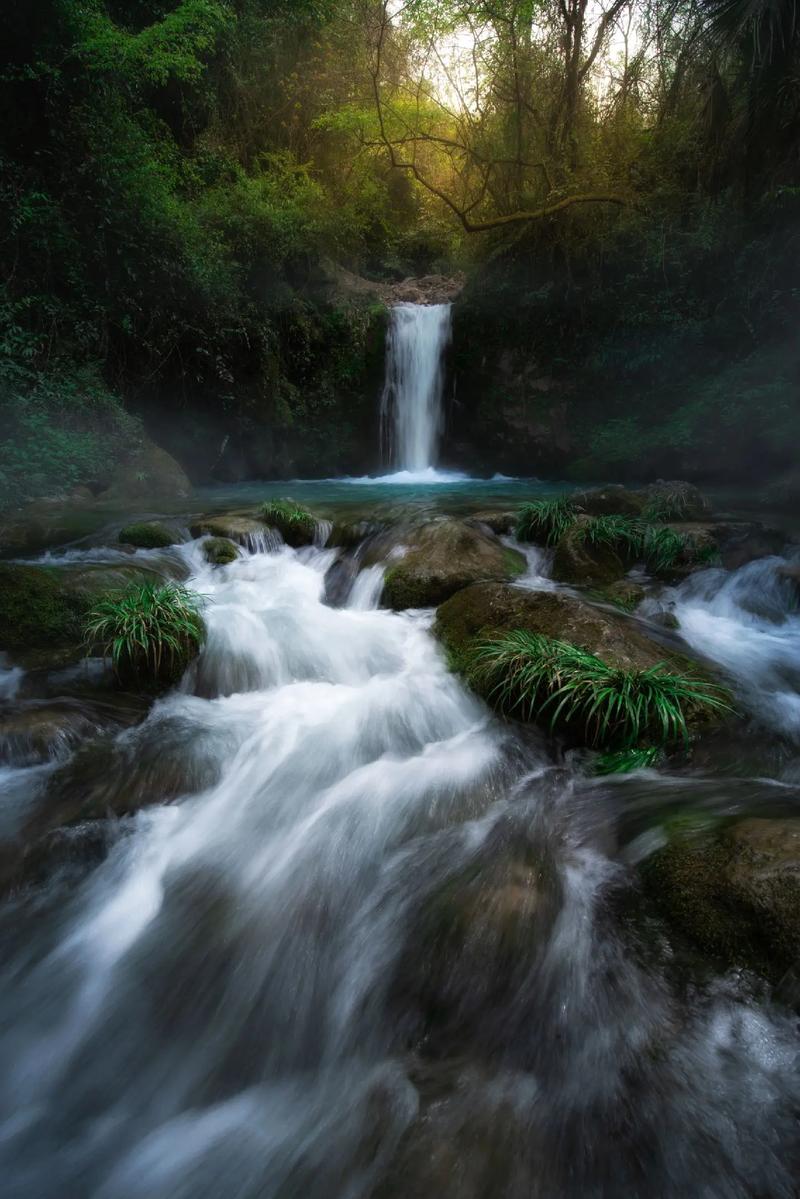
[383,519,526,610]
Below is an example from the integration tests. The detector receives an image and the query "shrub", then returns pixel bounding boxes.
[83,581,205,684]
[515,497,577,545]
[473,630,732,748]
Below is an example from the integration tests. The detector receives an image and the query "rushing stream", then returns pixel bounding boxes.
[2,311,800,1196]
[1,528,800,1198]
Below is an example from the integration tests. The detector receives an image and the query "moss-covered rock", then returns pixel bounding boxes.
[189,514,264,545]
[641,817,800,983]
[0,562,155,668]
[599,579,646,612]
[119,522,176,549]
[641,480,712,522]
[468,510,517,535]
[572,485,647,518]
[96,437,191,504]
[551,519,626,586]
[0,565,87,660]
[261,499,317,547]
[434,582,719,703]
[382,519,526,609]
[203,537,240,566]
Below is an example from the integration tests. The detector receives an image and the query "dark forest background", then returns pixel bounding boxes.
[2,0,799,506]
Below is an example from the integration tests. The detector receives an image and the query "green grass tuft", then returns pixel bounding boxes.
[83,581,205,682]
[641,487,692,522]
[472,630,732,748]
[516,497,577,545]
[261,499,314,528]
[594,746,663,774]
[578,515,691,574]
[260,499,317,546]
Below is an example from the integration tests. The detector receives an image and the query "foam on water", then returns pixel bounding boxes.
[1,536,800,1196]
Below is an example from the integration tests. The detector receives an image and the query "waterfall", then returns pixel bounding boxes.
[380,303,452,472]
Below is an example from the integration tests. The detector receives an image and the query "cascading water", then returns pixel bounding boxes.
[380,303,452,475]
[1,533,800,1198]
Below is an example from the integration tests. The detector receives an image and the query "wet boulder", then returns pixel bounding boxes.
[329,519,383,550]
[599,579,646,612]
[551,518,626,587]
[390,826,560,1051]
[119,521,177,549]
[0,562,156,668]
[640,480,712,521]
[0,701,108,767]
[382,519,526,609]
[435,582,693,680]
[686,521,787,571]
[96,438,191,504]
[203,537,240,566]
[190,514,265,546]
[260,499,317,547]
[641,817,800,984]
[434,583,727,747]
[571,485,647,518]
[467,511,517,536]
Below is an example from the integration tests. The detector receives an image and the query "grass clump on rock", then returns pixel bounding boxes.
[118,522,176,549]
[261,499,316,547]
[580,515,689,574]
[84,580,205,685]
[472,630,732,750]
[516,497,577,545]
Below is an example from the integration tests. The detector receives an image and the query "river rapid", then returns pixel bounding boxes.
[1,504,799,1199]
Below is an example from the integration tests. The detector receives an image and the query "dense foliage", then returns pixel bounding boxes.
[2,0,798,503]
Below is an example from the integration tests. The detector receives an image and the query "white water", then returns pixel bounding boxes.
[0,540,512,1197]
[653,555,800,737]
[380,303,452,474]
[2,539,800,1196]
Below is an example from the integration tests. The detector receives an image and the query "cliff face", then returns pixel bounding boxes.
[447,210,800,484]
[135,290,389,486]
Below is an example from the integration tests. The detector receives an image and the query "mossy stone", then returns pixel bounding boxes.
[0,563,155,667]
[203,537,239,566]
[382,519,526,610]
[119,522,176,549]
[0,564,87,656]
[599,579,646,612]
[261,500,316,547]
[551,520,626,587]
[434,582,726,740]
[640,817,800,983]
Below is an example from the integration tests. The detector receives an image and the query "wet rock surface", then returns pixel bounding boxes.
[0,561,158,668]
[435,581,700,677]
[203,537,240,566]
[190,513,268,545]
[382,519,525,609]
[641,817,800,983]
[551,518,626,586]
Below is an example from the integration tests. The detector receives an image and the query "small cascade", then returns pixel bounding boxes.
[380,303,452,472]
